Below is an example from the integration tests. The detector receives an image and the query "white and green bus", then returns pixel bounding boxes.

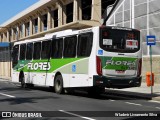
[12,26,142,94]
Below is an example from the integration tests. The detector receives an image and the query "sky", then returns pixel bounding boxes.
[0,0,39,25]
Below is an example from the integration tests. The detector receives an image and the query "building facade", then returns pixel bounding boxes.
[107,0,160,83]
[0,0,115,79]
[1,0,159,83]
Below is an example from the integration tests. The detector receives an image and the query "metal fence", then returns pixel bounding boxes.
[0,47,11,62]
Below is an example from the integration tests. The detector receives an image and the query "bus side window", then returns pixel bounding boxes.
[63,36,77,58]
[77,32,93,57]
[51,38,63,58]
[33,42,41,60]
[12,45,19,68]
[41,40,51,59]
[26,43,33,60]
[19,44,26,60]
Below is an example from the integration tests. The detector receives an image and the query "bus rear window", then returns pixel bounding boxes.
[100,28,140,53]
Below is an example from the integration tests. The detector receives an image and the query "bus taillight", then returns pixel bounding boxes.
[137,58,142,77]
[96,56,102,76]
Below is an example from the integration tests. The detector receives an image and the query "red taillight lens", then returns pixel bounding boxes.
[137,58,142,77]
[103,32,108,37]
[96,56,102,76]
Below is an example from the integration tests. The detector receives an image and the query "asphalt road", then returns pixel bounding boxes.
[0,80,160,120]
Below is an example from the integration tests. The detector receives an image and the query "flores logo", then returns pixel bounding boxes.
[106,60,136,70]
[27,62,51,70]
[106,60,136,66]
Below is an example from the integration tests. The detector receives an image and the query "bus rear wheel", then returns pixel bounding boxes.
[54,75,64,94]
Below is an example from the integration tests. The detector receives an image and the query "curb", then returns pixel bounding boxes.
[152,97,160,101]
[106,89,155,100]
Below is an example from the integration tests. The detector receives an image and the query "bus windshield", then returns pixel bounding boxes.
[100,27,140,53]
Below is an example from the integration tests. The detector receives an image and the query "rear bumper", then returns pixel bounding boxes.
[93,75,142,88]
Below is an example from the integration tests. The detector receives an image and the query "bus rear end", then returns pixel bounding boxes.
[94,26,142,88]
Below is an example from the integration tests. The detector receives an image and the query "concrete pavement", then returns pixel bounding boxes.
[1,79,160,120]
[1,78,160,101]
[106,83,160,101]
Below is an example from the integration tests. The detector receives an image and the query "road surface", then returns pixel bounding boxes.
[0,80,160,120]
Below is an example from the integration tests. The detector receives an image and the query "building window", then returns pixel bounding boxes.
[13,28,17,40]
[82,0,92,20]
[26,22,30,36]
[4,32,7,40]
[0,34,3,41]
[34,18,38,34]
[52,9,58,28]
[19,25,23,38]
[42,14,48,31]
[66,2,73,23]
[8,30,11,40]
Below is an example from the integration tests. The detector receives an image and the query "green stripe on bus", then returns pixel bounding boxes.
[100,56,137,70]
[14,58,88,74]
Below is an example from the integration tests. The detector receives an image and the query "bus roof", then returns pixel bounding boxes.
[13,26,138,46]
[13,26,99,46]
[45,27,99,39]
[13,26,139,46]
[14,37,46,45]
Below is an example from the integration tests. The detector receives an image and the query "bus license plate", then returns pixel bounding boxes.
[116,70,125,74]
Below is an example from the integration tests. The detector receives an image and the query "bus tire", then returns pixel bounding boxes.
[54,75,64,94]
